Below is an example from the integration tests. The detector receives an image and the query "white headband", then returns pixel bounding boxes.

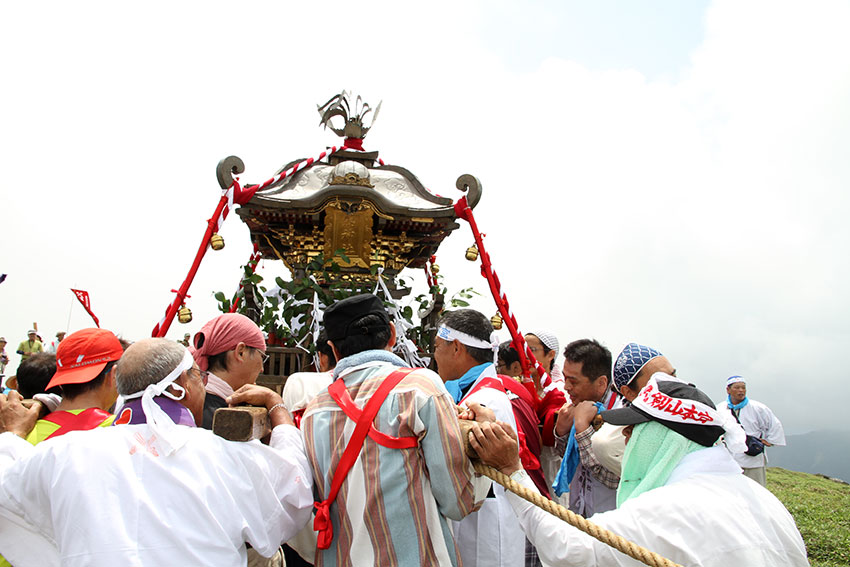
[122,349,195,456]
[437,325,498,351]
[634,375,721,427]
[636,375,747,453]
[726,375,746,387]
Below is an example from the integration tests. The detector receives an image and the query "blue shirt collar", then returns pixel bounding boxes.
[445,363,492,404]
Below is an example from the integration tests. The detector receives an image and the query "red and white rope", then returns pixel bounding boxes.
[239,145,345,195]
[152,139,376,338]
[152,311,168,337]
[218,185,235,232]
[424,255,438,291]
[453,197,553,391]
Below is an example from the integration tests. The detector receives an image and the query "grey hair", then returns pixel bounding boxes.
[116,338,187,397]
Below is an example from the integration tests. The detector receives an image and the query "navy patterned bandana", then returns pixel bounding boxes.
[613,342,663,390]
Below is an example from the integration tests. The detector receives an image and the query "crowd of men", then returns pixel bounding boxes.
[0,330,67,379]
[0,296,805,566]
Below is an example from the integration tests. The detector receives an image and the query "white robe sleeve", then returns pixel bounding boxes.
[759,405,786,447]
[0,426,315,566]
[461,386,518,434]
[455,379,526,567]
[504,472,701,567]
[236,424,314,556]
[460,385,520,500]
[0,431,32,465]
[0,433,62,567]
[504,472,600,566]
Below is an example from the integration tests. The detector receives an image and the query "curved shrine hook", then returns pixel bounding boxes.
[455,174,482,209]
[216,156,246,190]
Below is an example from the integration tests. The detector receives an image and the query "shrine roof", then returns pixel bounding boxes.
[248,160,456,217]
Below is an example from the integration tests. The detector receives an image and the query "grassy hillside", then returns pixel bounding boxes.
[768,467,850,567]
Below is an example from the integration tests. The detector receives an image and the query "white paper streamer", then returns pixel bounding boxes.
[374,267,427,367]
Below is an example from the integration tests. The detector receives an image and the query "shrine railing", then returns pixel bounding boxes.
[256,346,311,394]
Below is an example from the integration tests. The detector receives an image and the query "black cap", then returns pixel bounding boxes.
[324,294,391,342]
[601,378,725,447]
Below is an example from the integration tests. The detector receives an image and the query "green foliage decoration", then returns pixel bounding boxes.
[214,250,484,355]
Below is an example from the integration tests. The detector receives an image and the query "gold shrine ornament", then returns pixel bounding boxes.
[490,312,503,330]
[210,233,225,251]
[178,306,193,324]
[465,245,479,261]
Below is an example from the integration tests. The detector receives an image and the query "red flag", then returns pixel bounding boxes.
[71,289,100,328]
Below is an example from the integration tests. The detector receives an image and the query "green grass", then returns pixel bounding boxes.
[767,467,850,567]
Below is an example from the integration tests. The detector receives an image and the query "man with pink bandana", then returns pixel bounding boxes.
[190,313,269,430]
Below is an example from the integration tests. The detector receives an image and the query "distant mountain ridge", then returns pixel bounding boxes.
[766,430,850,483]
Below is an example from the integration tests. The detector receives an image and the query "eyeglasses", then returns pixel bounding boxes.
[253,348,269,364]
[189,367,209,386]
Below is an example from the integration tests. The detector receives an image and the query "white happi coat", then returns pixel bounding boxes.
[507,446,808,567]
[454,363,525,567]
[0,423,314,567]
[717,398,786,469]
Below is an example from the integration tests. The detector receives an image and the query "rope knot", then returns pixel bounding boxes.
[453,197,470,218]
[343,137,364,151]
[313,501,333,550]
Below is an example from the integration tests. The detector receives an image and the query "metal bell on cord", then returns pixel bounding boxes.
[210,233,225,251]
[178,306,193,324]
[490,312,503,330]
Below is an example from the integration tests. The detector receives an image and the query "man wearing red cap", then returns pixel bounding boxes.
[25,328,123,444]
[190,313,268,429]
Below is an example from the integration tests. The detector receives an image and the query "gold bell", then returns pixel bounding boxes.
[490,312,503,330]
[177,306,193,324]
[210,233,225,251]
[431,264,440,275]
[465,245,479,261]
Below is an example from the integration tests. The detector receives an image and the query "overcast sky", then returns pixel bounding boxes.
[2,0,848,435]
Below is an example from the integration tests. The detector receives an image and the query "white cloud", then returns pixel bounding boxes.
[1,0,847,433]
